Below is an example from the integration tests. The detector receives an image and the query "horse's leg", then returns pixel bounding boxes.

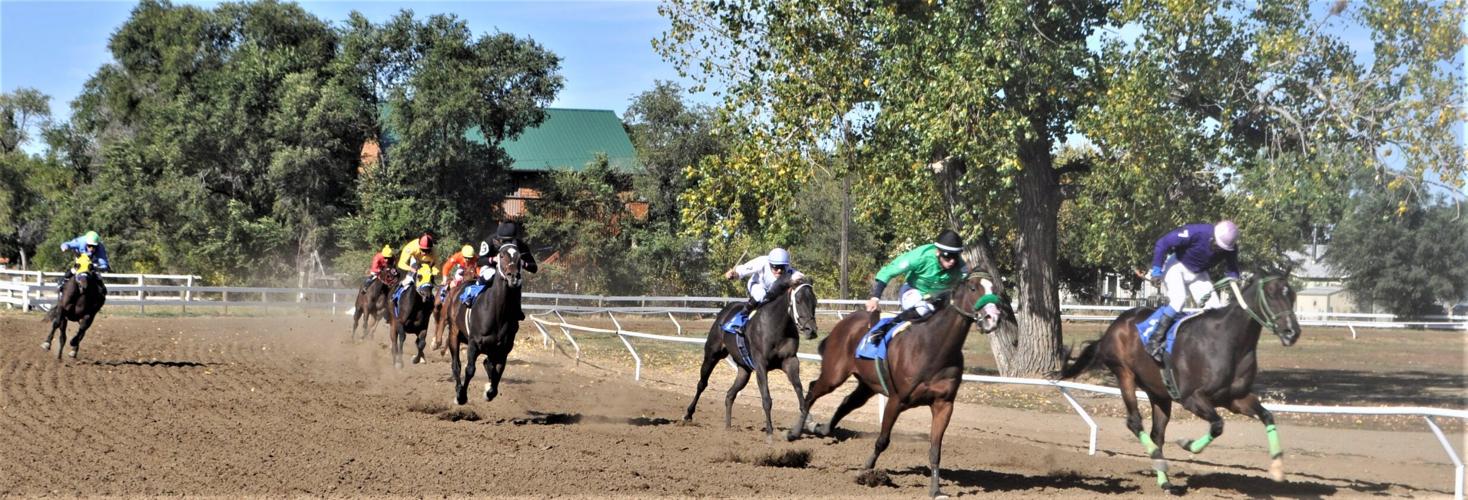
[753,365,775,443]
[68,314,96,359]
[1176,394,1224,457]
[927,398,955,499]
[1119,371,1171,490]
[483,350,507,402]
[43,312,63,351]
[723,367,752,430]
[412,330,427,364]
[53,319,69,361]
[798,347,855,436]
[392,322,405,369]
[1226,394,1285,481]
[683,338,727,422]
[822,382,875,436]
[351,301,363,340]
[781,356,806,441]
[862,394,905,471]
[461,343,480,405]
[450,336,467,405]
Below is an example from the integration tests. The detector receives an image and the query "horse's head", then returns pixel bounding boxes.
[787,275,818,340]
[496,243,523,288]
[955,272,1007,333]
[1245,273,1301,346]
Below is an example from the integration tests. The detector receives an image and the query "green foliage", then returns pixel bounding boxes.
[1329,192,1468,316]
[623,80,725,232]
[335,9,563,251]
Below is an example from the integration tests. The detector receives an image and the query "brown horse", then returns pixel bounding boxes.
[42,270,107,360]
[791,273,1006,498]
[351,269,397,341]
[430,278,470,355]
[388,273,436,369]
[681,276,817,442]
[1056,273,1301,493]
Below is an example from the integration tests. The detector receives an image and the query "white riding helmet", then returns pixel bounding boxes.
[768,247,791,266]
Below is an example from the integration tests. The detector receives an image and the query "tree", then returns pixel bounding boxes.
[658,0,1465,375]
[0,87,50,154]
[1328,190,1468,316]
[623,80,725,233]
[336,10,563,251]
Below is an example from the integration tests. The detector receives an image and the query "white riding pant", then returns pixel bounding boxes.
[899,287,934,316]
[1163,257,1225,311]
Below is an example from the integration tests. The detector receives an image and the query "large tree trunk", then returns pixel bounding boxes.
[1003,139,1064,376]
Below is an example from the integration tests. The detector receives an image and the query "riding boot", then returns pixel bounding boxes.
[1146,314,1176,363]
[869,307,923,345]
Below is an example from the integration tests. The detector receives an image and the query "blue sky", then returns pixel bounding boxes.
[0,0,705,122]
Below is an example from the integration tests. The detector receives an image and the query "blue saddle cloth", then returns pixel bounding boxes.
[721,310,749,334]
[458,284,486,307]
[720,310,757,368]
[856,318,903,361]
[1136,307,1200,356]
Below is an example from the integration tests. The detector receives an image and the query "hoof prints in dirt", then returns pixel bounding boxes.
[508,411,675,427]
[407,402,482,422]
[855,469,896,487]
[713,449,814,469]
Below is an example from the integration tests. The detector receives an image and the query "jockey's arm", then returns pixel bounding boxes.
[516,240,538,273]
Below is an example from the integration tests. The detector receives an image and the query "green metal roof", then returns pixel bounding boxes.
[473,108,641,173]
[379,106,641,173]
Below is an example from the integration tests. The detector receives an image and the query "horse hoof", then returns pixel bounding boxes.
[393,361,403,369]
[1269,458,1285,481]
[41,342,50,351]
[932,492,949,500]
[455,394,468,406]
[785,430,801,442]
[1175,439,1193,452]
[67,350,77,359]
[811,422,830,436]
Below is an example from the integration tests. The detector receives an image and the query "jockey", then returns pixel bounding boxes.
[721,248,803,335]
[441,244,478,289]
[363,245,393,289]
[475,221,538,285]
[1141,220,1242,361]
[59,231,110,291]
[865,229,967,344]
[395,231,437,289]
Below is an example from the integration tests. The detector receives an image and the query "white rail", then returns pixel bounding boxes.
[530,308,1468,499]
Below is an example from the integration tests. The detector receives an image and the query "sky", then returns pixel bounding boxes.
[0,0,706,124]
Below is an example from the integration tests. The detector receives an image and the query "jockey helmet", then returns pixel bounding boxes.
[83,231,100,246]
[461,245,474,259]
[381,245,394,258]
[494,221,518,242]
[934,229,963,256]
[1214,220,1239,251]
[768,248,791,267]
[418,232,435,251]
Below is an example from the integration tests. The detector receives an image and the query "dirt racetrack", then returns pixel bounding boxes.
[2,312,1463,498]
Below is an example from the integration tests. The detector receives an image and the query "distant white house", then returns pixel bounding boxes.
[1285,244,1366,314]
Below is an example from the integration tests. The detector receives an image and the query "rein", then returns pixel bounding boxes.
[1226,276,1290,334]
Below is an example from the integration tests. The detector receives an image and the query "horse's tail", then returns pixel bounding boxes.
[1053,341,1101,380]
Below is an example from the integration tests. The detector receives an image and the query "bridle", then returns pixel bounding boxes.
[1237,276,1293,336]
[788,282,814,330]
[498,243,522,287]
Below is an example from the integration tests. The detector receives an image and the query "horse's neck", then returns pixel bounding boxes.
[755,294,795,337]
[479,277,517,314]
[1216,304,1264,350]
[917,306,972,360]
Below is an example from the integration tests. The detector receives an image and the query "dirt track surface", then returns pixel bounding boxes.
[1,313,1461,497]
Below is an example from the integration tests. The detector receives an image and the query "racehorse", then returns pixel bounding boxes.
[1055,273,1301,492]
[352,269,397,341]
[389,271,436,369]
[449,243,523,405]
[682,276,818,442]
[430,279,468,355]
[791,273,1006,498]
[42,267,108,360]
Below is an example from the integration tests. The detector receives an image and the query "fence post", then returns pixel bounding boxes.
[223,290,229,314]
[331,292,338,316]
[185,275,193,304]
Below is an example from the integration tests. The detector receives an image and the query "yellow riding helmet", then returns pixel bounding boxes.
[461,245,474,258]
[381,245,394,258]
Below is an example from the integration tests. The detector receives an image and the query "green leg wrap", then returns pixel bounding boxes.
[1266,424,1282,458]
[1188,433,1215,453]
[1138,430,1159,454]
[1155,469,1169,487]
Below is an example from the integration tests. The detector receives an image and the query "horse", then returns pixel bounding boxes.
[42,269,108,360]
[449,243,523,405]
[682,276,818,442]
[388,270,436,369]
[1055,273,1301,492]
[791,273,1007,498]
[351,269,397,341]
[430,278,469,355]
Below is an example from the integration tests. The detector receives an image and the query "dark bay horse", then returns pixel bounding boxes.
[449,243,523,405]
[682,277,818,442]
[1056,274,1301,492]
[43,270,107,360]
[792,273,1006,498]
[389,272,436,369]
[352,269,397,341]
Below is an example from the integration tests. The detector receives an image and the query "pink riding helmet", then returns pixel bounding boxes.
[1214,220,1239,251]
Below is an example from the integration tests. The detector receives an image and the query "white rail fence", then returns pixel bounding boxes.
[528,308,1467,500]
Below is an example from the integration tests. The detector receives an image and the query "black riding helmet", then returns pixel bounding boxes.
[935,229,963,257]
[493,221,520,244]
